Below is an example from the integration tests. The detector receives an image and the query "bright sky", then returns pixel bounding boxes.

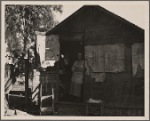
[54,1,149,29]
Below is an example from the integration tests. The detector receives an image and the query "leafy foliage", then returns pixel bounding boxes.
[5,6,63,113]
[5,5,62,58]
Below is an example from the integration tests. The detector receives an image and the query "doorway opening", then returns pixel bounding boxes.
[59,40,84,103]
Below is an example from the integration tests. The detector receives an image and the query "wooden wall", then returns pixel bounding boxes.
[47,6,144,111]
[83,44,144,110]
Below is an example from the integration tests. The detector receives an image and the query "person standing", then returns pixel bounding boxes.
[70,53,89,102]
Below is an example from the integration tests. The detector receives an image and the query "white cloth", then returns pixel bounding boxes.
[36,32,46,68]
[85,44,125,73]
[36,33,59,68]
[85,45,104,72]
[104,44,125,72]
[132,43,144,76]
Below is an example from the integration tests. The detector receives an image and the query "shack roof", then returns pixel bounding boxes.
[46,5,144,44]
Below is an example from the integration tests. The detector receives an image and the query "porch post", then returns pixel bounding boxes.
[25,57,29,112]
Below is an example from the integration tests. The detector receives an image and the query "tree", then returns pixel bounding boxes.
[5,5,62,114]
[5,5,62,58]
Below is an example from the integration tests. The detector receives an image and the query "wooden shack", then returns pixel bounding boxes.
[44,5,144,115]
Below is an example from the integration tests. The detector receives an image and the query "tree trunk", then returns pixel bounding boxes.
[25,58,29,112]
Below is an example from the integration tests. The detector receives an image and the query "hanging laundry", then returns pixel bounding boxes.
[104,44,125,72]
[45,35,60,62]
[85,45,105,72]
[85,44,125,73]
[135,64,144,77]
[132,43,144,76]
[36,33,60,68]
[36,32,46,68]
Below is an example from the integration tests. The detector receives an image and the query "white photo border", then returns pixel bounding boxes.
[1,1,149,120]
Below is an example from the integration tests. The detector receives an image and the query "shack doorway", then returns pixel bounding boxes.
[59,40,84,103]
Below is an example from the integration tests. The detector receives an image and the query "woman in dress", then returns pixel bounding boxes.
[70,53,89,102]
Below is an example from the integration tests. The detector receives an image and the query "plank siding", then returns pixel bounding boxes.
[47,6,144,111]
